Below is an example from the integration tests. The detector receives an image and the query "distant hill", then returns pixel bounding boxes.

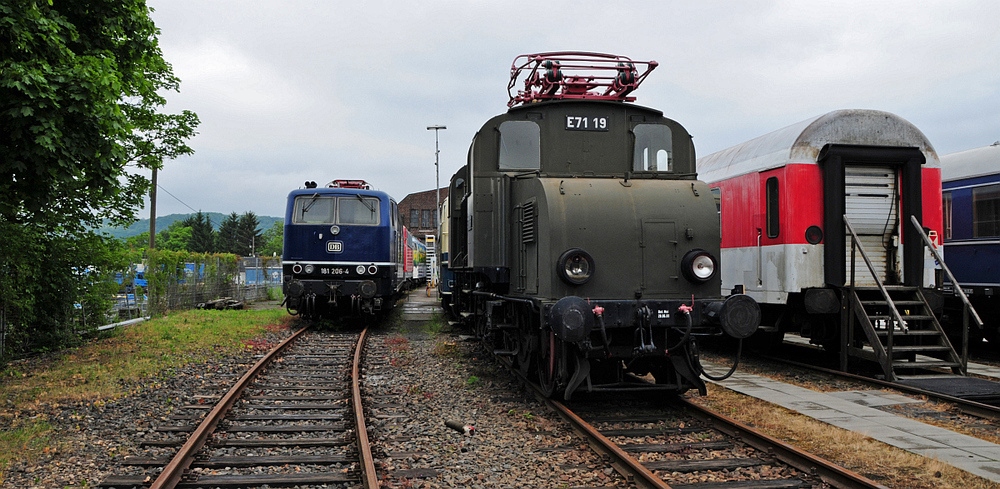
[99,213,283,240]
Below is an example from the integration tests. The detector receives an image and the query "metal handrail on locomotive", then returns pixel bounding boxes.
[445,52,760,399]
[281,179,411,318]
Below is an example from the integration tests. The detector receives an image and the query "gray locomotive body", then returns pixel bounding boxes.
[446,92,758,398]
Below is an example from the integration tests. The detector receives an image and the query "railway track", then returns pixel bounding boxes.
[554,395,885,489]
[98,326,378,489]
[494,356,885,488]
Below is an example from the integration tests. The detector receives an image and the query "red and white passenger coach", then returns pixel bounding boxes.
[697,109,943,350]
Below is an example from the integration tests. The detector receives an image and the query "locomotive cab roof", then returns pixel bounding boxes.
[471,99,699,178]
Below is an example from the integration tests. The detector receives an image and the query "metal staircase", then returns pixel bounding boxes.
[840,216,978,382]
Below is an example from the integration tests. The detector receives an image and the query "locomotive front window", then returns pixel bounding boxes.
[632,124,673,172]
[339,196,380,225]
[293,195,336,224]
[498,120,540,170]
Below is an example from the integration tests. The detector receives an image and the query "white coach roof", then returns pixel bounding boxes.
[941,142,1000,183]
[697,109,939,183]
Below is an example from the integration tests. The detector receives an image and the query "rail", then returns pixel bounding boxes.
[353,327,379,488]
[548,398,669,489]
[149,326,310,489]
[678,399,888,489]
[762,354,1000,421]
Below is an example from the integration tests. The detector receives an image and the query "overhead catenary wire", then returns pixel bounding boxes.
[156,183,199,214]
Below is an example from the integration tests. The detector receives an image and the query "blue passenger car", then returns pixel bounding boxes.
[942,142,1000,346]
[281,180,405,318]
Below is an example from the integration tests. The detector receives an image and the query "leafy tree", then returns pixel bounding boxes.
[157,220,192,251]
[184,211,215,253]
[258,220,284,257]
[124,231,151,251]
[1,0,198,229]
[0,1,198,356]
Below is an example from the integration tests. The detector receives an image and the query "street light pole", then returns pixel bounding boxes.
[427,125,446,287]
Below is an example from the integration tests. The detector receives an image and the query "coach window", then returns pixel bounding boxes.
[338,196,380,225]
[498,121,540,170]
[294,195,336,224]
[973,184,1000,237]
[766,177,779,238]
[632,124,673,172]
[943,193,953,240]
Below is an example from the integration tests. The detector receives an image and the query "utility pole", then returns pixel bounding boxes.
[148,167,157,249]
[427,125,446,287]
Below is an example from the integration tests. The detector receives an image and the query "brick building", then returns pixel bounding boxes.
[397,187,448,238]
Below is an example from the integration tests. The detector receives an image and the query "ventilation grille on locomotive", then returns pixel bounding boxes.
[521,201,535,244]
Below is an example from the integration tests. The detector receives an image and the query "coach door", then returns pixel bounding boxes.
[819,144,925,289]
[844,165,898,286]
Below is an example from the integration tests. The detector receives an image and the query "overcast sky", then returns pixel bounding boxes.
[144,0,1000,219]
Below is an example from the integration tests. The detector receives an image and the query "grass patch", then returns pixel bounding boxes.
[0,308,293,477]
[0,419,51,469]
[432,339,461,358]
[421,312,448,335]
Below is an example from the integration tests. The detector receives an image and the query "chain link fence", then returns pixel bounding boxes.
[1,254,283,362]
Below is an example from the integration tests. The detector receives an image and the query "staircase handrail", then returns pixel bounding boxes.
[909,215,984,329]
[844,215,909,375]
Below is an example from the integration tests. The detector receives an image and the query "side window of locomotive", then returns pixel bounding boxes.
[632,124,673,172]
[498,120,540,170]
[711,187,722,240]
[338,197,380,225]
[294,195,336,224]
[972,183,1000,237]
[766,177,779,238]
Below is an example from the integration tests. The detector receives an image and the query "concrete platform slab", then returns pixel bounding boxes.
[702,363,1000,483]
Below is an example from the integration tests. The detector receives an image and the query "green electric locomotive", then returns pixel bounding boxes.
[444,52,759,399]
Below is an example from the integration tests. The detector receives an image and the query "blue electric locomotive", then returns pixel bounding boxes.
[281,179,406,318]
[942,142,1000,346]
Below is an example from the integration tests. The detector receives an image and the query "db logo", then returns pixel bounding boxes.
[327,241,343,253]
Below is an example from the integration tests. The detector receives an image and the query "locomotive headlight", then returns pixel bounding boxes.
[292,264,303,274]
[367,265,379,275]
[557,248,595,285]
[681,249,717,283]
[356,265,366,275]
[304,264,315,274]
